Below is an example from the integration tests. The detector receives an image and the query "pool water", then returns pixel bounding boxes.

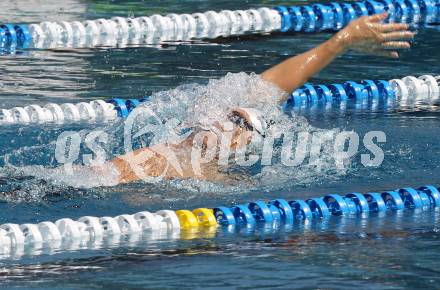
[1,0,440,289]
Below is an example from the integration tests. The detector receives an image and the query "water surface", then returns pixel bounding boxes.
[0,0,440,289]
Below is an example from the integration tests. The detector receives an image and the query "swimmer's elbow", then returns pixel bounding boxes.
[260,69,277,87]
[261,69,301,99]
[260,70,284,93]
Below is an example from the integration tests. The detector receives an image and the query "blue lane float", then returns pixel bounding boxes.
[306,197,332,217]
[213,185,440,226]
[286,79,395,107]
[108,98,130,118]
[286,74,440,107]
[0,0,439,51]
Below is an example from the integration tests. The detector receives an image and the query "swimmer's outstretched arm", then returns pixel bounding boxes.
[110,142,189,183]
[261,13,414,97]
[109,129,251,184]
[109,131,223,183]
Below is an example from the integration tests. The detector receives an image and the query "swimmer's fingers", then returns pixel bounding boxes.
[368,12,389,23]
[376,22,409,32]
[381,31,415,41]
[381,41,411,50]
[370,49,400,58]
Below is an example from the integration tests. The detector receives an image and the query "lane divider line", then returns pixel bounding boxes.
[1,74,438,125]
[0,0,438,51]
[0,185,438,252]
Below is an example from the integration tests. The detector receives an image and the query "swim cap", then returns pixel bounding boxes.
[230,107,267,137]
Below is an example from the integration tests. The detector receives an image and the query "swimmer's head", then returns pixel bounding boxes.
[228,107,267,138]
[195,107,268,153]
[213,107,267,150]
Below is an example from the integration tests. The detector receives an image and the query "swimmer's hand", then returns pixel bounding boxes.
[262,13,414,93]
[335,13,415,58]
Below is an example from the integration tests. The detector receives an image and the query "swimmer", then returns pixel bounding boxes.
[98,13,414,184]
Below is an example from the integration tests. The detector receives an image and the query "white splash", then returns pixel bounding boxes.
[0,73,346,201]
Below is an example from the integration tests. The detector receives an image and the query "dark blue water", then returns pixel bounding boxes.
[1,0,440,289]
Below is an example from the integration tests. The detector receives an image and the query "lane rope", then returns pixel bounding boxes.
[0,0,438,51]
[0,185,438,254]
[1,74,438,125]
